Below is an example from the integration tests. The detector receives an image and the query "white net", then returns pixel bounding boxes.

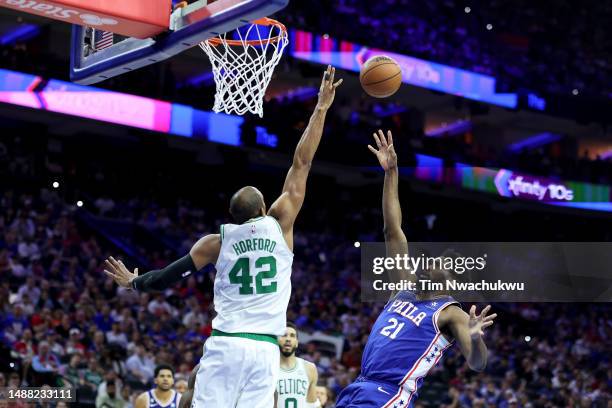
[199,19,289,117]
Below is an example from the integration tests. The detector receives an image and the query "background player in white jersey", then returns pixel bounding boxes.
[104,66,343,408]
[277,322,319,408]
[134,364,181,408]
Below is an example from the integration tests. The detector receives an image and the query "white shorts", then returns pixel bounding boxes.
[192,334,280,408]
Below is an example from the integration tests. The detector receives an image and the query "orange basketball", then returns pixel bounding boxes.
[359,55,402,98]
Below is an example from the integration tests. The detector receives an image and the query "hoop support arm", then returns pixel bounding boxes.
[70,0,288,84]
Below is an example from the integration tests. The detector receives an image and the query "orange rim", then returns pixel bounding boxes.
[205,17,287,47]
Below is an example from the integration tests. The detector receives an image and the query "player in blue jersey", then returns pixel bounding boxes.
[336,130,497,408]
[135,364,182,408]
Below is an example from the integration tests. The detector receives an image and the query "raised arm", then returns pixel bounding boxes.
[268,65,342,250]
[439,304,497,372]
[368,130,410,289]
[104,234,221,291]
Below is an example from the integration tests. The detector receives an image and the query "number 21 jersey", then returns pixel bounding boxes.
[361,291,459,401]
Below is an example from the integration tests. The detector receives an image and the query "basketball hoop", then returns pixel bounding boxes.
[199,18,289,117]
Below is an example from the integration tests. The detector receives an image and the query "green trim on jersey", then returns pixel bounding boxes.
[280,361,298,373]
[220,224,225,242]
[211,329,278,345]
[242,216,265,224]
[270,216,283,235]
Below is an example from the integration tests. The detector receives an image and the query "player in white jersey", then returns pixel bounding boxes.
[134,364,182,408]
[277,322,319,408]
[104,66,343,408]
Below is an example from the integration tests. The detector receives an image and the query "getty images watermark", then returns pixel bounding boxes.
[371,253,527,292]
[360,242,612,302]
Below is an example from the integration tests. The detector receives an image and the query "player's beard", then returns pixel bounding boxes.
[158,383,172,392]
[280,344,297,358]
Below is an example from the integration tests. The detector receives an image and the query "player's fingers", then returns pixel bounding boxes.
[104,259,118,272]
[367,145,378,154]
[373,133,382,148]
[104,270,119,280]
[480,305,492,317]
[328,67,335,88]
[333,78,343,88]
[134,268,139,277]
[387,130,393,145]
[109,256,122,270]
[484,313,497,321]
[481,321,494,329]
[377,129,388,147]
[469,305,477,318]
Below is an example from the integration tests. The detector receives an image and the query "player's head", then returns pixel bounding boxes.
[415,249,457,295]
[229,186,266,223]
[315,385,330,406]
[278,321,298,357]
[154,364,175,391]
[175,379,188,394]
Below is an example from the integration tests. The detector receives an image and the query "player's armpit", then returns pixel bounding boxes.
[189,233,222,269]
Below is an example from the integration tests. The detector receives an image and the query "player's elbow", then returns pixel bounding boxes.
[293,156,312,170]
[383,225,404,241]
[467,356,487,372]
[469,362,487,372]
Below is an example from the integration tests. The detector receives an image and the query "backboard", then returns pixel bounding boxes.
[65,0,289,84]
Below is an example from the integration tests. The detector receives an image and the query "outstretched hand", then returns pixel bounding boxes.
[368,129,398,171]
[104,256,138,289]
[468,305,497,339]
[316,65,343,110]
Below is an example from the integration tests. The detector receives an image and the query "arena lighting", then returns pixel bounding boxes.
[52,181,60,188]
[572,89,579,95]
[524,336,532,342]
[486,23,493,30]
[354,242,361,248]
[76,200,84,207]
[0,23,40,46]
[464,6,471,13]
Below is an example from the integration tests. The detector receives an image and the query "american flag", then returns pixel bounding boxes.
[93,30,114,50]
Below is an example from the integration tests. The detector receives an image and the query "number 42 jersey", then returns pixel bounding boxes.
[360,291,459,404]
[213,216,293,336]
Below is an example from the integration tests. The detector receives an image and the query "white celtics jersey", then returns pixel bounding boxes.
[277,358,311,407]
[213,216,293,335]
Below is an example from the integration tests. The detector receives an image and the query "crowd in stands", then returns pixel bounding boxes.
[1,126,611,406]
[279,0,612,99]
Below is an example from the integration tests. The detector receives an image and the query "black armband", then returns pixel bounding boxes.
[132,254,198,291]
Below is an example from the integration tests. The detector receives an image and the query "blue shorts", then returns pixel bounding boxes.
[336,378,414,408]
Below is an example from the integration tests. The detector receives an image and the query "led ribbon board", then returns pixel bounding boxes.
[289,29,518,108]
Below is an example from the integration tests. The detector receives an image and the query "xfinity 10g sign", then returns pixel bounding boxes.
[495,169,574,202]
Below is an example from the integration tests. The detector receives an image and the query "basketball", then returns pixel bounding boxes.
[359,55,402,98]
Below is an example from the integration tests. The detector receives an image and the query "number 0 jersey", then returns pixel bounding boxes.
[213,216,293,336]
[277,357,311,407]
[360,291,459,403]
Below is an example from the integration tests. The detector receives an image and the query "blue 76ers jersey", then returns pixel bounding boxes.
[360,291,459,406]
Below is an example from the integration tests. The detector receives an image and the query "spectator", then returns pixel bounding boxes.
[125,345,155,385]
[106,323,128,349]
[31,341,60,386]
[95,380,126,408]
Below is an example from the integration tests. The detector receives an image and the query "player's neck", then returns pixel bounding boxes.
[153,388,173,402]
[417,290,449,301]
[280,354,297,369]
